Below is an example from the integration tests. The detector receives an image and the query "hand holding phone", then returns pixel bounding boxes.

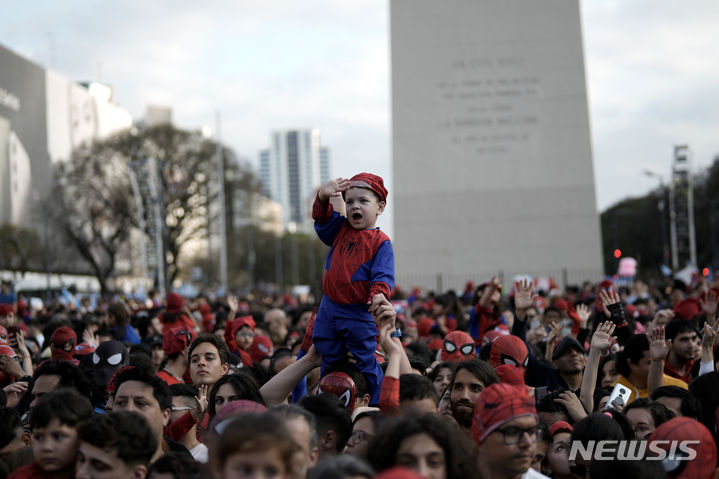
[605,383,632,411]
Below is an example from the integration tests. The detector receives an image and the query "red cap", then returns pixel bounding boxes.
[550,420,573,436]
[472,383,537,444]
[649,417,716,479]
[202,313,215,333]
[0,304,14,316]
[427,338,444,352]
[554,298,569,312]
[373,467,425,479]
[673,298,702,320]
[482,329,507,346]
[347,173,388,204]
[162,326,197,355]
[249,335,273,363]
[209,400,268,436]
[417,317,434,337]
[233,315,256,332]
[166,293,184,313]
[225,315,257,352]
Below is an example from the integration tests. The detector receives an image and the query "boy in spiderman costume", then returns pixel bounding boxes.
[312,173,394,405]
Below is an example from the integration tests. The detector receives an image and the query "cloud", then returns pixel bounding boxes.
[2,0,717,229]
[581,0,719,210]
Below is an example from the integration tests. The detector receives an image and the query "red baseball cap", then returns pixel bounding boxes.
[347,173,388,204]
[249,335,273,363]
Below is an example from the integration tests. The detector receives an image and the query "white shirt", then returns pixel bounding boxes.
[190,443,208,463]
[522,468,550,479]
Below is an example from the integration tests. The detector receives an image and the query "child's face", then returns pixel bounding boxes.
[235,326,255,351]
[77,441,139,479]
[219,448,289,479]
[344,187,385,230]
[31,418,79,473]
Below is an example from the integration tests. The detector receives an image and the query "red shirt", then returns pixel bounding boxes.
[157,369,182,386]
[664,359,694,384]
[9,462,52,479]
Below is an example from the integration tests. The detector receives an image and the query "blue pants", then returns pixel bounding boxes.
[313,295,383,405]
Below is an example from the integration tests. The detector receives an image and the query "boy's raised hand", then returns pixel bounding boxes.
[318,177,350,201]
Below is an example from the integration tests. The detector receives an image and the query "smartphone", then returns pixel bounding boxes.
[7,325,18,347]
[605,383,632,411]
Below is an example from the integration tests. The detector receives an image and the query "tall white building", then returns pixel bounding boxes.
[0,44,132,228]
[259,129,331,232]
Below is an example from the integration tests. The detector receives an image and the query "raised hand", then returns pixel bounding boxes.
[3,381,28,408]
[195,385,209,414]
[576,304,591,329]
[82,328,98,348]
[227,295,238,312]
[514,279,536,311]
[649,326,670,361]
[545,320,563,361]
[598,288,620,318]
[701,289,719,325]
[0,355,24,378]
[318,178,350,201]
[701,321,719,351]
[14,330,31,358]
[590,322,616,352]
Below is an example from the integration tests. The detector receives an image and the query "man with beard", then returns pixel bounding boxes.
[448,359,499,434]
[663,318,700,383]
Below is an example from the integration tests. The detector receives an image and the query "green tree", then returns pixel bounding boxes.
[600,154,719,276]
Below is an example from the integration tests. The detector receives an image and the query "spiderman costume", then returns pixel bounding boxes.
[311,189,394,405]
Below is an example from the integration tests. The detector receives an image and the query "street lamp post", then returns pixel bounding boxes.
[644,169,670,266]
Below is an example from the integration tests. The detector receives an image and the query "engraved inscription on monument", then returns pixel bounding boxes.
[437,56,540,156]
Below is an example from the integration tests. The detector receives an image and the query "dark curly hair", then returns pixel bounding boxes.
[366,414,480,479]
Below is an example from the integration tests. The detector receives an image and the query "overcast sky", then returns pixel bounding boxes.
[2,0,718,237]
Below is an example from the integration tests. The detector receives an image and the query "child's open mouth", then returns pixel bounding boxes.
[352,213,362,220]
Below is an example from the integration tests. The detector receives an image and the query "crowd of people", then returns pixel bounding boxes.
[1,173,719,479]
[0,273,718,479]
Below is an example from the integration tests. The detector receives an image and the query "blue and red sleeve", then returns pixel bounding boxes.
[313,195,345,246]
[368,240,394,301]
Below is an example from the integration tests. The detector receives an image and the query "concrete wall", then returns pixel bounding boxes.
[390,0,603,290]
